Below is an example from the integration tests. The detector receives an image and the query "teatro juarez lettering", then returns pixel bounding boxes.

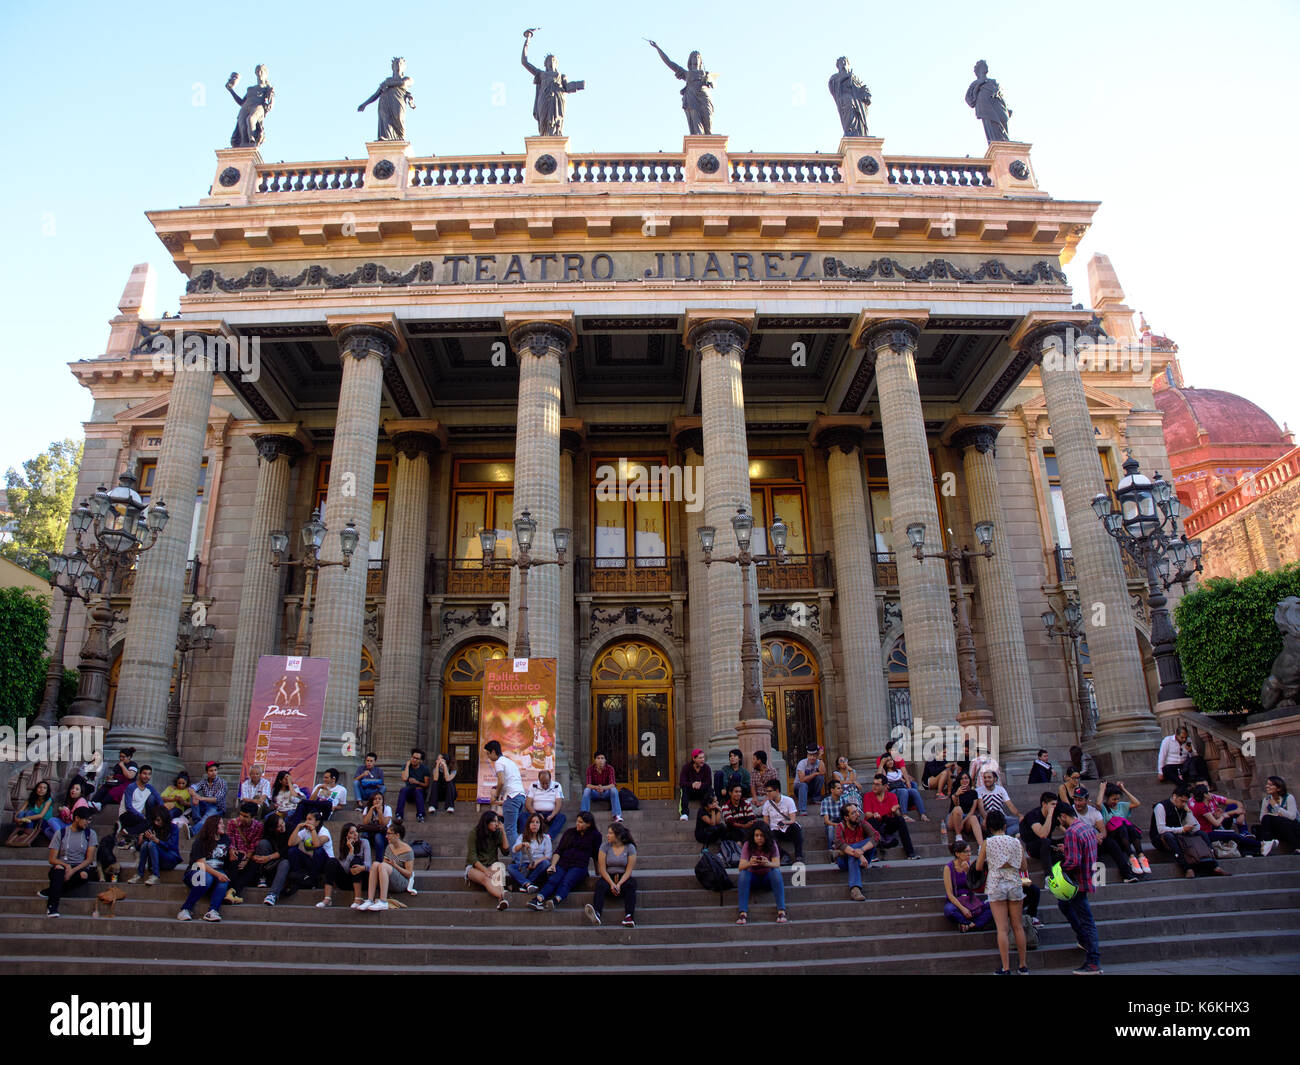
[185,250,1067,293]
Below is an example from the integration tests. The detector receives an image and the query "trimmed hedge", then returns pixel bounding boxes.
[1175,563,1300,713]
[0,586,51,728]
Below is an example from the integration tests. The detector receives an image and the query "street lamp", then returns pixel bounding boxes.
[1091,453,1203,702]
[698,507,789,758]
[268,507,359,655]
[165,610,216,753]
[65,472,171,721]
[479,509,569,658]
[908,521,996,727]
[1042,595,1097,741]
[34,551,99,728]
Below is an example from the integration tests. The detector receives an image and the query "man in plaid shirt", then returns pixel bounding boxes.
[1056,803,1102,973]
[820,779,846,848]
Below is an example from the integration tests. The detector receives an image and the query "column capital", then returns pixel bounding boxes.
[1010,311,1094,363]
[944,417,1005,455]
[383,418,448,460]
[859,318,923,364]
[507,317,576,358]
[809,414,873,454]
[332,322,399,365]
[671,415,704,456]
[560,417,586,454]
[685,318,751,359]
[252,432,304,467]
[391,431,441,461]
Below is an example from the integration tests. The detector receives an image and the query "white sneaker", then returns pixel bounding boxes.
[406,885,418,895]
[1261,840,1278,857]
[679,814,689,821]
[613,816,624,823]
[372,899,389,911]
[176,909,192,921]
[127,875,142,885]
[584,903,601,925]
[202,910,222,922]
[315,897,333,908]
[427,806,436,814]
[358,899,375,911]
[350,900,365,909]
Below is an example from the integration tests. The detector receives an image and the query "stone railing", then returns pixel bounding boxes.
[410,156,527,187]
[885,156,994,188]
[1155,706,1256,796]
[256,162,366,193]
[1184,446,1300,537]
[568,155,685,183]
[729,154,843,184]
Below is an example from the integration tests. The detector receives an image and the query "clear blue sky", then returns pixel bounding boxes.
[2,0,1297,477]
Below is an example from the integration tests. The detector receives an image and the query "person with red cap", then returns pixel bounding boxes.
[679,749,713,821]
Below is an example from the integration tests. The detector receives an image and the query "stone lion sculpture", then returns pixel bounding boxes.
[1260,596,1300,710]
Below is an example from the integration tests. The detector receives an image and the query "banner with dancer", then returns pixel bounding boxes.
[241,655,330,789]
[476,657,557,803]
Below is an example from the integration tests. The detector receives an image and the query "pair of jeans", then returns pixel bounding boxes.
[353,779,385,803]
[737,869,785,913]
[192,805,223,835]
[538,864,586,903]
[395,784,427,821]
[508,859,551,890]
[181,869,227,914]
[502,794,526,848]
[592,876,637,918]
[580,787,622,816]
[891,785,926,817]
[1056,891,1100,967]
[45,865,99,913]
[137,841,161,877]
[794,777,824,814]
[364,829,386,863]
[836,851,871,889]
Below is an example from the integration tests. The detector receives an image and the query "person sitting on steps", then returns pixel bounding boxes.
[735,822,788,925]
[1151,785,1227,879]
[318,822,371,909]
[360,821,414,911]
[584,821,638,927]
[678,749,713,821]
[429,752,458,815]
[580,751,623,821]
[942,838,990,933]
[529,810,602,912]
[832,802,878,902]
[466,808,511,911]
[759,779,805,865]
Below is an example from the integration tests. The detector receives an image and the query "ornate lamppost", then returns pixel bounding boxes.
[269,508,359,655]
[698,507,789,758]
[64,473,170,721]
[165,609,216,753]
[479,509,569,658]
[1091,454,1203,703]
[905,520,996,727]
[34,551,99,728]
[1041,595,1097,741]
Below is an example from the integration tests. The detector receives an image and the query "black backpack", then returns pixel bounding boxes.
[617,787,639,811]
[694,847,733,903]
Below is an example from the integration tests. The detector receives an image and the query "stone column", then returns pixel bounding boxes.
[310,324,392,765]
[949,422,1038,769]
[689,319,767,770]
[814,423,891,764]
[374,426,440,765]
[507,320,571,773]
[109,336,216,774]
[557,425,583,793]
[222,432,301,765]
[673,422,711,755]
[865,320,963,727]
[1021,322,1158,772]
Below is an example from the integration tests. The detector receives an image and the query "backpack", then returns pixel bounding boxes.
[693,847,733,902]
[617,787,639,811]
[411,839,433,869]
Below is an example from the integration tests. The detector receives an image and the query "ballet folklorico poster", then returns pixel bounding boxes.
[476,657,558,804]
[242,655,331,788]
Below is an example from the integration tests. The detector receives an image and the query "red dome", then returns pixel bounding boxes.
[1155,386,1287,455]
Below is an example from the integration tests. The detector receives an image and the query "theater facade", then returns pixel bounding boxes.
[63,130,1180,795]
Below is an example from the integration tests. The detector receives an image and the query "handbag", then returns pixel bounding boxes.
[1211,840,1240,861]
[1180,832,1215,866]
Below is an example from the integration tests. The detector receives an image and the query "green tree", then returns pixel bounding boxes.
[0,586,51,728]
[1174,563,1300,713]
[2,438,83,579]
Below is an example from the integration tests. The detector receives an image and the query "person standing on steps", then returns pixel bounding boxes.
[735,823,788,925]
[1053,802,1103,974]
[976,810,1030,974]
[485,740,527,847]
[580,752,623,821]
[585,822,638,927]
[466,809,511,911]
[530,811,601,912]
[396,748,431,823]
[678,749,713,821]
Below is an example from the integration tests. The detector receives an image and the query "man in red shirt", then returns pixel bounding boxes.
[861,772,920,859]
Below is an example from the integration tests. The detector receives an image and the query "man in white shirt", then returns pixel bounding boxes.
[291,768,346,830]
[794,744,826,815]
[485,740,526,847]
[760,779,805,864]
[1152,785,1223,877]
[239,765,272,817]
[524,769,567,840]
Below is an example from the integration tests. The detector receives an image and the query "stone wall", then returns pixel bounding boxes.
[1199,475,1300,581]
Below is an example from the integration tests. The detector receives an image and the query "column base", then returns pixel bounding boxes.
[1087,725,1161,779]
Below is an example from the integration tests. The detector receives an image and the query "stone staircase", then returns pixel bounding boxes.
[2,777,1297,974]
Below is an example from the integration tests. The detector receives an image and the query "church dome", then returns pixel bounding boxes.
[1155,385,1288,455]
